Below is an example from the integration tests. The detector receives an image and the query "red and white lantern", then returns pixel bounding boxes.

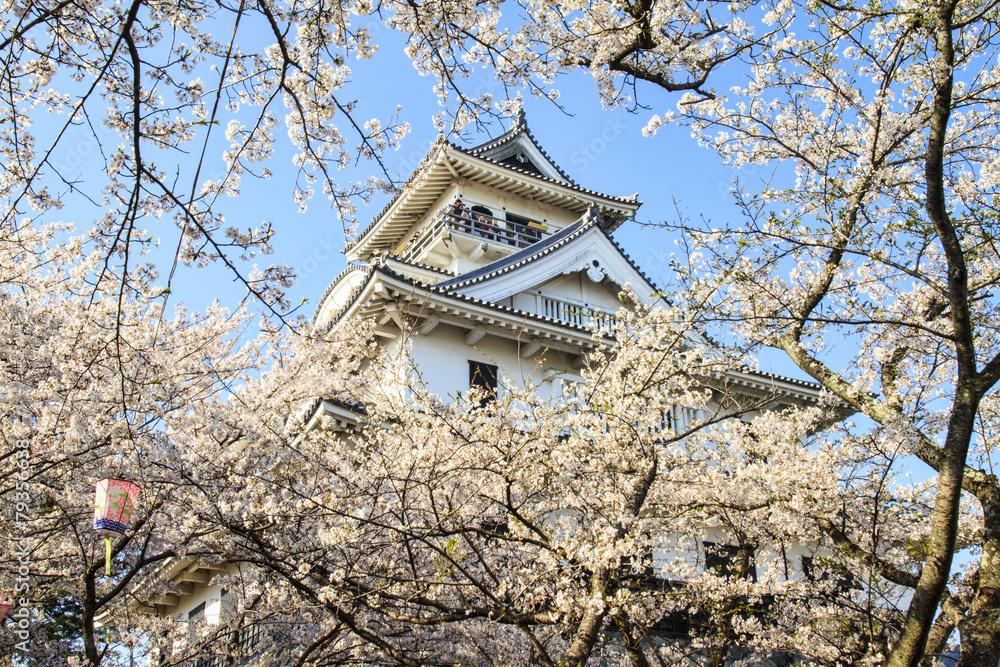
[93,479,140,535]
[0,594,13,622]
[94,479,140,575]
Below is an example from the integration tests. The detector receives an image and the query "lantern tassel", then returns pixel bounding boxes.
[105,537,111,576]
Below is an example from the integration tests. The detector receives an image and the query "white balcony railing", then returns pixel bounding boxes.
[539,296,618,329]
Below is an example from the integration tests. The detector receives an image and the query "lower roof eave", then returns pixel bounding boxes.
[344,272,615,354]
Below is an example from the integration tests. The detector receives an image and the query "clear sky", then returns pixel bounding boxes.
[41,17,801,378]
[198,29,747,318]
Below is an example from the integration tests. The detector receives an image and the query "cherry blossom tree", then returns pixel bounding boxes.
[141,295,982,667]
[0,2,416,661]
[393,0,1000,665]
[1,217,862,667]
[146,298,869,667]
[0,0,414,323]
[5,0,997,665]
[0,220,371,665]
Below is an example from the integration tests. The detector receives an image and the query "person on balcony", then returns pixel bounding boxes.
[471,205,494,240]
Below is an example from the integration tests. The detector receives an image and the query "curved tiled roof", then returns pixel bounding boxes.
[319,259,616,340]
[345,123,640,254]
[313,258,823,400]
[344,138,448,252]
[467,111,578,186]
[378,254,457,277]
[738,367,823,391]
[298,395,367,427]
[458,144,639,209]
[312,264,376,326]
[435,211,661,298]
[436,218,599,292]
[599,222,664,298]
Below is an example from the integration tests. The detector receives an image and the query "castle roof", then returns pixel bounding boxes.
[465,109,578,185]
[345,115,640,263]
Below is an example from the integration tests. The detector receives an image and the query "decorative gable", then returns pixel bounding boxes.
[467,110,576,185]
[438,216,661,309]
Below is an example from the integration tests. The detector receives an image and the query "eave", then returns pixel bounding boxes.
[329,267,616,357]
[346,144,641,263]
[129,557,236,617]
[723,368,824,405]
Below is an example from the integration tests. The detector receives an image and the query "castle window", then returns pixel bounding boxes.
[801,555,855,593]
[188,601,205,622]
[506,212,539,246]
[469,361,498,406]
[704,541,757,581]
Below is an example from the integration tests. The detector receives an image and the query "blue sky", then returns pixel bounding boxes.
[230,34,745,315]
[37,17,801,377]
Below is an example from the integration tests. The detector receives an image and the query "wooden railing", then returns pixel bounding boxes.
[399,207,550,261]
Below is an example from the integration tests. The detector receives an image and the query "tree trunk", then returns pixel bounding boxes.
[957,480,1000,667]
[957,602,1000,667]
[82,570,100,667]
[887,3,975,665]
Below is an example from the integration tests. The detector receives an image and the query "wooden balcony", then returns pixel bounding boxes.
[399,207,550,264]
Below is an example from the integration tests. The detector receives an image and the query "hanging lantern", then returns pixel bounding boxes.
[0,594,13,622]
[94,479,140,575]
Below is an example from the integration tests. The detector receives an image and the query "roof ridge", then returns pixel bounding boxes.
[466,112,578,186]
[435,217,598,292]
[467,114,525,154]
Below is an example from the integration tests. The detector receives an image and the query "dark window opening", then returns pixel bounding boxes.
[188,601,206,622]
[802,555,856,593]
[704,541,758,582]
[653,606,707,638]
[646,579,706,638]
[619,551,656,587]
[499,153,543,176]
[800,555,816,581]
[469,361,498,406]
[480,519,509,536]
[506,212,540,245]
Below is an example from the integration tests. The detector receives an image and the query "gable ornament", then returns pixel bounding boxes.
[586,259,606,283]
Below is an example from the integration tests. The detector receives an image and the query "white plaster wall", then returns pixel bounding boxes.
[173,584,221,620]
[408,323,567,399]
[169,563,241,621]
